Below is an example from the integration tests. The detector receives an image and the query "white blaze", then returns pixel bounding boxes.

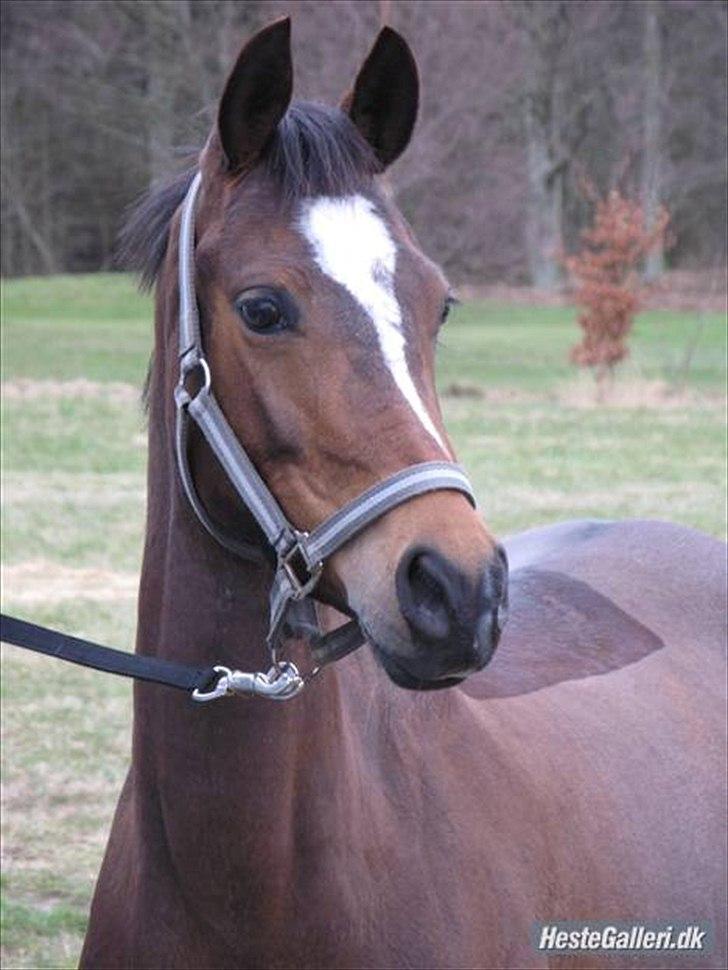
[297,194,446,452]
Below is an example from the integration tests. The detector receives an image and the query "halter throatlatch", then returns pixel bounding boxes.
[174,172,477,701]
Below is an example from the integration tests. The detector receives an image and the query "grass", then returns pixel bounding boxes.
[1,272,726,968]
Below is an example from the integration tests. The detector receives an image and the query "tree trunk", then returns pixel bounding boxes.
[642,0,664,281]
[524,91,565,289]
[515,1,569,290]
[2,169,58,275]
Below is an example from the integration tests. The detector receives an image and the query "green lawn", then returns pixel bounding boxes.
[1,273,726,968]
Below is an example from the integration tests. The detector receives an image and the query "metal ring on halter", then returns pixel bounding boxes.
[179,356,211,399]
[278,530,323,601]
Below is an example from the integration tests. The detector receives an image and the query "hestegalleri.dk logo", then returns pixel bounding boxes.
[533,921,712,954]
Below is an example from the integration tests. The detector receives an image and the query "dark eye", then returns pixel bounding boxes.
[235,288,294,334]
[440,294,458,326]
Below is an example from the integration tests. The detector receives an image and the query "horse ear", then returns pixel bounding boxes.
[217,18,293,172]
[342,26,418,168]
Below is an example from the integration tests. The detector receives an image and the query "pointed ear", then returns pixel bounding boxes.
[217,18,293,172]
[342,26,418,168]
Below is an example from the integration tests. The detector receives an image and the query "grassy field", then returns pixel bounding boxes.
[1,273,726,968]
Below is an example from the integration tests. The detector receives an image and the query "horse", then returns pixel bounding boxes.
[80,19,727,970]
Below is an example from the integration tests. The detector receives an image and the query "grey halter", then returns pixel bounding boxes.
[174,172,476,700]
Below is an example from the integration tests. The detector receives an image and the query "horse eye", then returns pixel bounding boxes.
[440,295,458,326]
[235,290,288,334]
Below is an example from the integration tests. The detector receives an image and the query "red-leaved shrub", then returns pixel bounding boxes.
[565,188,669,398]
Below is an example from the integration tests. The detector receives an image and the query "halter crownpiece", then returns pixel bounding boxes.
[174,171,477,699]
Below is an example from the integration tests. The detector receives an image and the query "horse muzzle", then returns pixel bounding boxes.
[372,543,509,691]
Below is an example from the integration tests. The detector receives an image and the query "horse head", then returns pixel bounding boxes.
[176,18,508,690]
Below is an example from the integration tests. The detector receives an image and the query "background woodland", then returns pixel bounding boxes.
[1,0,726,285]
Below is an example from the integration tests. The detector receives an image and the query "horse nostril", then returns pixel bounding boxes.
[476,545,509,663]
[396,548,454,642]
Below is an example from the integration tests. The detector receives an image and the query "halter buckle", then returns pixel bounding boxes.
[279,531,323,600]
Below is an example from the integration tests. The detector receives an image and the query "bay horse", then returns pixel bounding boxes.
[81,19,726,970]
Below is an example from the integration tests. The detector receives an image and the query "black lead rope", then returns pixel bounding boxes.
[0,614,220,695]
[0,612,367,702]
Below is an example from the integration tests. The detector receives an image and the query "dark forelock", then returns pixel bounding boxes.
[263,101,381,202]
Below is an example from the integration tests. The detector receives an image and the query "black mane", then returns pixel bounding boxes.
[117,166,197,291]
[118,101,379,290]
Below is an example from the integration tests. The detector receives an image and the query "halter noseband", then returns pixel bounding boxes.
[174,172,476,700]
